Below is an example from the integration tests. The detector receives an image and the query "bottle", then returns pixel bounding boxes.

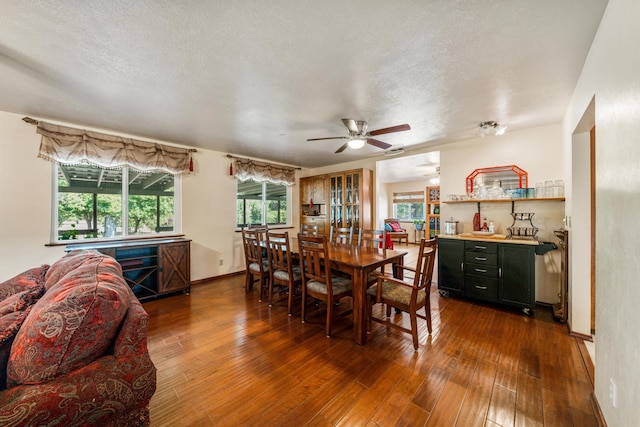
[482,217,488,231]
[488,221,495,233]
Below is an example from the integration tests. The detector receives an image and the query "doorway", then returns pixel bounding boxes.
[570,97,596,364]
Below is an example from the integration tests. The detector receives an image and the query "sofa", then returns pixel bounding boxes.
[384,218,408,245]
[0,250,156,426]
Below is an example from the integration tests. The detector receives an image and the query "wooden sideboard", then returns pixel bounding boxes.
[66,238,191,301]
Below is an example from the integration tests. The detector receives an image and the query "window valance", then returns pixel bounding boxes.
[392,191,424,204]
[233,157,296,186]
[36,121,194,174]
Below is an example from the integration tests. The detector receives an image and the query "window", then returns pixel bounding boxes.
[392,191,425,221]
[54,163,180,241]
[236,179,288,228]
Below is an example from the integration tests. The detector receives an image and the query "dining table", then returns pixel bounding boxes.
[287,236,408,345]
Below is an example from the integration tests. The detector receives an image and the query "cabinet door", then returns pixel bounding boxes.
[312,177,326,203]
[159,241,191,294]
[499,244,535,310]
[300,177,312,204]
[438,239,465,293]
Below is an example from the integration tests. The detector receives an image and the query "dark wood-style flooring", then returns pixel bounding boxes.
[144,245,597,426]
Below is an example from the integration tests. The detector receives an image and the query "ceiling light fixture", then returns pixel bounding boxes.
[347,137,366,149]
[479,121,507,137]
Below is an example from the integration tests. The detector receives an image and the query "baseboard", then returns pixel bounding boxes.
[577,339,595,388]
[590,391,607,427]
[569,330,593,342]
[191,270,244,285]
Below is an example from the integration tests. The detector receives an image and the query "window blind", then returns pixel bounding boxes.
[392,191,424,203]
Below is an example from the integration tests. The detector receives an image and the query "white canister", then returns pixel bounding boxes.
[444,220,458,235]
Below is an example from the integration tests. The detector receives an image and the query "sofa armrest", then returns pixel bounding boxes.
[0,353,156,426]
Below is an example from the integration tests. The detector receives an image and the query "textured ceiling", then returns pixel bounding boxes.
[0,1,607,169]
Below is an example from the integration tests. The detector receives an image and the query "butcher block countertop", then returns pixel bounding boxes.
[438,233,541,246]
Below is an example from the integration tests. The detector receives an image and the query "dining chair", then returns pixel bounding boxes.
[358,228,386,248]
[297,234,353,337]
[300,223,320,236]
[241,228,270,301]
[247,224,269,233]
[367,237,437,350]
[329,226,353,244]
[359,228,388,286]
[265,231,302,315]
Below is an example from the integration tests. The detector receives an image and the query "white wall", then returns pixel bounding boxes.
[563,0,640,424]
[0,112,68,277]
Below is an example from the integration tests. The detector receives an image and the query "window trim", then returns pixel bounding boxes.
[392,191,426,221]
[236,180,291,229]
[51,164,182,244]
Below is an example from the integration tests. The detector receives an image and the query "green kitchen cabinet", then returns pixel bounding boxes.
[499,243,536,312]
[437,238,465,295]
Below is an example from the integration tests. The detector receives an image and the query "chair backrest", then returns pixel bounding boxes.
[265,231,292,274]
[358,228,386,248]
[248,224,268,230]
[297,234,333,290]
[242,228,266,268]
[412,238,438,290]
[329,226,353,244]
[300,224,320,236]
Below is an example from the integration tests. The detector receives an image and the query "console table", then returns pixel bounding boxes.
[66,238,191,301]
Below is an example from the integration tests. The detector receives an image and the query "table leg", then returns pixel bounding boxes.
[352,267,366,345]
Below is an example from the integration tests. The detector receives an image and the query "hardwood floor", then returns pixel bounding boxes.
[144,245,597,426]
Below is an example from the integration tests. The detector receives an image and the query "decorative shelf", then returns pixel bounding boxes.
[443,197,565,204]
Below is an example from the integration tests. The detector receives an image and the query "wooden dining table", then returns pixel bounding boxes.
[287,236,407,345]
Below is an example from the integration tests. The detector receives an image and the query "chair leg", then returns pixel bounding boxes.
[425,295,433,334]
[325,297,333,337]
[287,283,294,316]
[386,303,392,318]
[268,279,274,306]
[301,288,307,323]
[245,272,253,293]
[410,310,419,351]
[366,295,373,332]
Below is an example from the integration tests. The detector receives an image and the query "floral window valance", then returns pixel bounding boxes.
[233,157,296,186]
[36,121,194,174]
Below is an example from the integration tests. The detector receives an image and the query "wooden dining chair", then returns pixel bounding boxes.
[358,228,386,248]
[265,231,302,315]
[367,237,437,350]
[241,228,270,301]
[359,228,388,286]
[297,234,353,337]
[300,223,320,236]
[329,226,353,244]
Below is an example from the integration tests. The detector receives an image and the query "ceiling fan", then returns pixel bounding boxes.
[307,118,410,154]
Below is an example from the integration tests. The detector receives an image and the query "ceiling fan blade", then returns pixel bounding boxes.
[342,118,367,134]
[367,138,392,150]
[335,143,349,153]
[307,136,348,141]
[369,123,411,136]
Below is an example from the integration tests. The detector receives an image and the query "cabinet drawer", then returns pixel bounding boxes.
[465,241,498,254]
[465,264,498,277]
[465,275,498,302]
[464,252,498,266]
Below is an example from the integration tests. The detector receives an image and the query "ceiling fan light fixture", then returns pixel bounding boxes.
[479,121,507,137]
[348,138,366,149]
